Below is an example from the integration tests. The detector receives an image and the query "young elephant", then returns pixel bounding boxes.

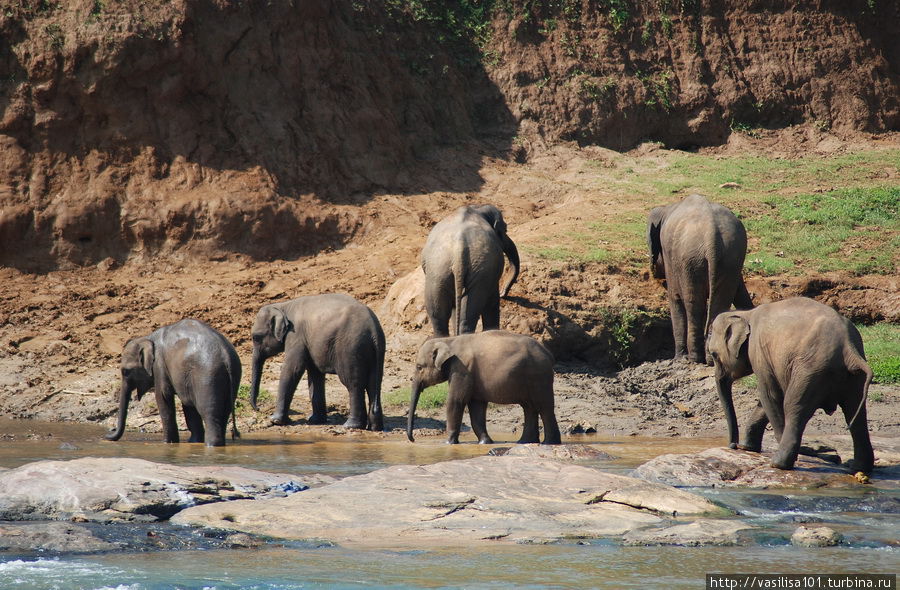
[249,294,385,430]
[106,319,241,446]
[407,330,560,445]
[707,297,874,472]
[648,194,753,363]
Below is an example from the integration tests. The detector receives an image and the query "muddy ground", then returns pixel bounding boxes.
[1,135,898,452]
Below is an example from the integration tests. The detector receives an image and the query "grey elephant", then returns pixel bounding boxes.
[648,194,753,363]
[105,319,241,447]
[249,293,385,430]
[707,297,874,472]
[421,204,520,337]
[407,330,560,445]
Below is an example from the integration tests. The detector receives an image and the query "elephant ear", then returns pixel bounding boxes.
[723,315,750,364]
[432,341,454,370]
[138,339,155,376]
[271,307,292,342]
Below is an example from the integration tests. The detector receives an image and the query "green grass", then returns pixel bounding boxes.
[383,383,449,410]
[235,384,272,411]
[857,323,900,385]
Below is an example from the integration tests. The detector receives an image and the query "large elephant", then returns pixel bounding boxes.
[648,194,753,363]
[105,319,241,447]
[707,297,874,472]
[249,294,385,430]
[421,204,520,337]
[407,330,560,445]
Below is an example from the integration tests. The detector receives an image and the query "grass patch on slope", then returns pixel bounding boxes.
[858,323,900,385]
[383,383,449,410]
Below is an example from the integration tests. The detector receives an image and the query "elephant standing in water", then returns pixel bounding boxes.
[407,330,560,445]
[249,294,385,430]
[106,319,241,446]
[421,205,520,337]
[648,194,753,363]
[707,297,874,472]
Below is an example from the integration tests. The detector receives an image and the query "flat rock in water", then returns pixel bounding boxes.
[632,447,877,489]
[173,455,725,548]
[501,444,615,461]
[0,457,324,522]
[0,522,119,553]
[623,519,755,546]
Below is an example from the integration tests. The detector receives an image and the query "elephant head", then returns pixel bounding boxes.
[647,205,671,280]
[407,338,453,442]
[106,337,155,441]
[249,304,292,410]
[706,313,753,448]
[472,204,520,297]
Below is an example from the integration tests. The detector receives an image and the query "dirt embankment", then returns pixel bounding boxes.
[2,1,898,269]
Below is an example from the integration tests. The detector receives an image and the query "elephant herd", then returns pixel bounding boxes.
[105,197,875,473]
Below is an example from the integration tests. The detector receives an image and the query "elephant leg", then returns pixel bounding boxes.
[480,290,501,332]
[667,293,688,359]
[518,404,540,444]
[706,279,737,364]
[182,404,205,444]
[271,346,307,426]
[771,376,818,470]
[155,386,179,444]
[306,367,328,425]
[840,375,874,473]
[738,402,768,452]
[684,290,709,364]
[445,398,465,444]
[342,379,368,430]
[458,289,489,335]
[467,399,493,444]
[539,404,561,445]
[425,274,452,338]
[366,369,384,432]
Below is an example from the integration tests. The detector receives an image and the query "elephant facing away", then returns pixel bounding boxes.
[421,204,520,337]
[648,194,753,363]
[407,330,561,445]
[106,319,241,447]
[707,297,874,472]
[249,294,385,430]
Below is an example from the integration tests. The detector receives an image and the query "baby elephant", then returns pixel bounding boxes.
[249,294,385,430]
[106,319,241,446]
[407,330,561,445]
[707,297,874,472]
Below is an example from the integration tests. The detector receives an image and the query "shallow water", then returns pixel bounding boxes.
[1,418,897,589]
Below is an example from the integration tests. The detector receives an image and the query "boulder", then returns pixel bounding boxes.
[173,455,726,548]
[791,526,843,547]
[0,457,325,522]
[623,519,755,546]
[632,447,875,489]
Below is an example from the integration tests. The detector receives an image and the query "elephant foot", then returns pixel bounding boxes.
[306,413,328,425]
[342,418,367,430]
[367,419,384,432]
[771,457,796,470]
[516,437,540,444]
[737,443,762,453]
[477,436,495,445]
[446,435,461,445]
[269,414,291,426]
[846,458,874,474]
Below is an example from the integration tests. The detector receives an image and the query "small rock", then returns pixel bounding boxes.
[226,533,261,548]
[791,526,843,547]
[59,442,79,451]
[565,422,597,435]
[97,257,118,271]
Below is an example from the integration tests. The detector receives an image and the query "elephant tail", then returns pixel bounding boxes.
[845,351,873,429]
[229,363,241,441]
[453,249,468,337]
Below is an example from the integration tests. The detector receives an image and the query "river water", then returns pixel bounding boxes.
[0,419,897,589]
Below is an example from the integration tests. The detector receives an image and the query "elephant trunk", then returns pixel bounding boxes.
[249,348,265,411]
[715,373,739,449]
[500,233,520,298]
[105,381,132,441]
[407,380,423,442]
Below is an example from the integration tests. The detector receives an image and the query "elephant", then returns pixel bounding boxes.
[249,293,385,430]
[706,297,874,472]
[407,330,561,445]
[648,194,753,363]
[421,204,520,337]
[105,318,241,447]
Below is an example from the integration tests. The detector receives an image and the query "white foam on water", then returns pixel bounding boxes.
[0,557,136,589]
